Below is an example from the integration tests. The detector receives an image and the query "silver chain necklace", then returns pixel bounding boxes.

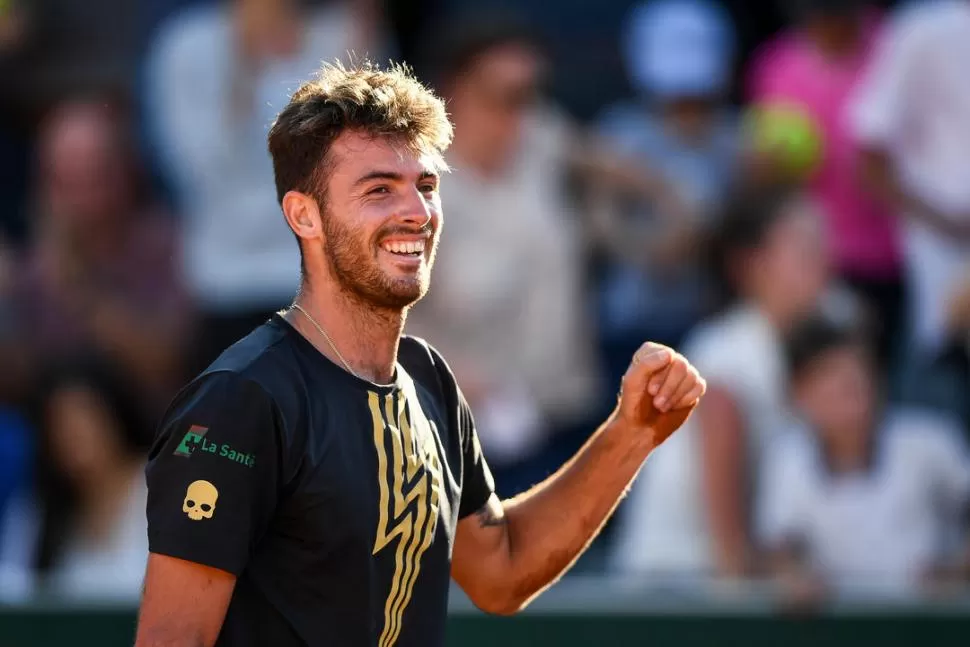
[289,304,358,379]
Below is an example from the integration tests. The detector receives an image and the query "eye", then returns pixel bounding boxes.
[368,186,391,195]
[419,183,437,194]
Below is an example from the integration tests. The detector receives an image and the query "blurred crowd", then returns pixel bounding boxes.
[0,0,969,611]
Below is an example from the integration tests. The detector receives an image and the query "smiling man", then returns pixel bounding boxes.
[133,61,706,647]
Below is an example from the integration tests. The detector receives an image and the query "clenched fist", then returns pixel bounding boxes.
[617,342,706,447]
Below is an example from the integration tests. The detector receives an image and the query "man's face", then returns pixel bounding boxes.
[316,132,442,310]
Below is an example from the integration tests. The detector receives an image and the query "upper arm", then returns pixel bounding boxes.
[697,384,746,490]
[135,553,236,647]
[451,493,512,611]
[145,372,282,577]
[439,359,508,607]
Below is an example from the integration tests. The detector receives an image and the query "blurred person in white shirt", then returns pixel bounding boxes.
[759,315,970,605]
[32,361,151,602]
[406,11,674,496]
[611,186,849,580]
[850,0,970,360]
[144,0,388,373]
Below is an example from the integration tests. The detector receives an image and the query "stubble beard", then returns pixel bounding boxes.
[322,213,437,312]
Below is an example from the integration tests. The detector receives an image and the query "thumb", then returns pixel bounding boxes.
[623,346,672,393]
[633,345,672,374]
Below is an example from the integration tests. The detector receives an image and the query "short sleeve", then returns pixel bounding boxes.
[145,371,281,576]
[457,390,496,519]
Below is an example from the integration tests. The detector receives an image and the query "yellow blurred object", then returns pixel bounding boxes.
[744,102,824,181]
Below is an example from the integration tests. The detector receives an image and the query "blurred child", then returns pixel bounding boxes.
[759,315,970,604]
[611,186,845,579]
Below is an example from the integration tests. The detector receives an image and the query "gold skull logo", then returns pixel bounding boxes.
[183,480,218,521]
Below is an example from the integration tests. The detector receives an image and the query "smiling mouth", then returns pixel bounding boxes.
[381,240,426,257]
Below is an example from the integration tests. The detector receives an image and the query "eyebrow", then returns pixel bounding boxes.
[352,170,439,188]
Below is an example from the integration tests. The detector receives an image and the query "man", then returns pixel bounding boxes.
[134,62,705,647]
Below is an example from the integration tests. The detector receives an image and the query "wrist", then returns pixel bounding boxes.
[604,412,658,456]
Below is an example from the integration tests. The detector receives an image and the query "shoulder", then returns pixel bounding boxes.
[684,307,771,371]
[594,101,660,146]
[171,320,305,420]
[882,406,968,456]
[149,5,228,70]
[398,335,459,396]
[877,1,955,55]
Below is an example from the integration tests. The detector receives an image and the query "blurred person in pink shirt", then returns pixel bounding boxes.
[0,97,191,416]
[747,0,903,371]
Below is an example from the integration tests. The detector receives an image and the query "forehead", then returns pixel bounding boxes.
[328,131,440,181]
[463,43,542,86]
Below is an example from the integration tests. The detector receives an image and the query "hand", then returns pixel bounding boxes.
[778,570,827,615]
[616,342,706,447]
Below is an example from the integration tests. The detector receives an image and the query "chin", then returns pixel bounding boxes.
[368,279,429,310]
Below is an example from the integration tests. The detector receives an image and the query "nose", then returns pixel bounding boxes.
[395,186,434,228]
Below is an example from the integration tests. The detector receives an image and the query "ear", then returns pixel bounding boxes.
[281,191,322,242]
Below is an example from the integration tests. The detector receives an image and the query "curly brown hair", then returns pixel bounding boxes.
[267,60,453,206]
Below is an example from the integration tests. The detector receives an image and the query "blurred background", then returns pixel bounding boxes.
[1,0,969,644]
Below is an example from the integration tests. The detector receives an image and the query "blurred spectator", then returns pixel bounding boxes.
[0,0,139,112]
[747,0,904,372]
[759,315,970,604]
[0,407,33,602]
[0,0,31,245]
[850,0,970,361]
[408,10,681,497]
[405,11,599,496]
[31,362,151,602]
[900,267,970,441]
[592,0,741,385]
[0,97,190,414]
[143,0,387,373]
[611,187,850,579]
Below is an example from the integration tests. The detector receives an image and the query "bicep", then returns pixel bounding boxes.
[134,553,236,647]
[451,495,511,600]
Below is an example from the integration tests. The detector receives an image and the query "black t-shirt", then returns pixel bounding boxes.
[145,314,495,647]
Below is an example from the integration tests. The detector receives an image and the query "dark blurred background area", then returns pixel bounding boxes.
[1,0,970,643]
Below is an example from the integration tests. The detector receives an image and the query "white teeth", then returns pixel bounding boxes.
[382,240,425,254]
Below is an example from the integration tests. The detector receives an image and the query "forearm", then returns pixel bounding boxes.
[498,412,653,608]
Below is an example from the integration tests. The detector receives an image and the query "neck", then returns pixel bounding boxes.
[821,427,871,474]
[756,291,806,334]
[289,281,405,385]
